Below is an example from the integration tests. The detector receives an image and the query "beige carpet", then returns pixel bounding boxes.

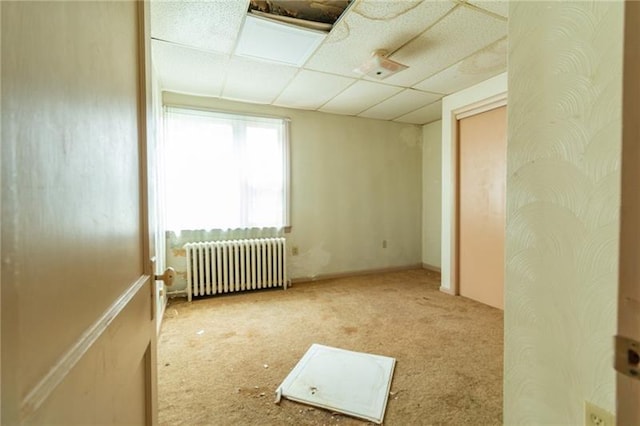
[158,269,503,425]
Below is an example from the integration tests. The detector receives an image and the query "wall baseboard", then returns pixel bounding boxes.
[439,286,456,296]
[291,264,423,284]
[157,292,167,336]
[421,263,441,273]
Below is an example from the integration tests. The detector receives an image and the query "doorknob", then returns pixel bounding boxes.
[155,267,176,287]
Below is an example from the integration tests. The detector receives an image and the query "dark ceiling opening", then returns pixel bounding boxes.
[248,0,352,31]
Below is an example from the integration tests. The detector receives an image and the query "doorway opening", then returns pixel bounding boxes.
[440,73,507,297]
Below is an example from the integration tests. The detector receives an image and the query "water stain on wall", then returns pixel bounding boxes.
[172,248,186,257]
[400,125,422,148]
[289,245,332,280]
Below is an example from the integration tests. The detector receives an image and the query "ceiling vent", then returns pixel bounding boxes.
[354,50,409,80]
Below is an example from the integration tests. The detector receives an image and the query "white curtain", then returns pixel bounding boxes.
[163,106,289,232]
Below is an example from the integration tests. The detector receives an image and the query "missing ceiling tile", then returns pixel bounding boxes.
[248,0,352,32]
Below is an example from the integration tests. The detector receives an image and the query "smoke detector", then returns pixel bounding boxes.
[354,50,409,80]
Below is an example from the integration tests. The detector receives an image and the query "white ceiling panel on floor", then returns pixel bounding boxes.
[150,0,248,55]
[222,57,298,105]
[304,0,455,78]
[274,70,355,110]
[277,344,396,424]
[394,100,443,125]
[358,89,442,121]
[379,5,507,87]
[467,1,509,18]
[414,37,507,95]
[319,81,403,116]
[152,40,228,98]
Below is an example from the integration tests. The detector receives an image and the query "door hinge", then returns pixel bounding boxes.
[614,335,640,380]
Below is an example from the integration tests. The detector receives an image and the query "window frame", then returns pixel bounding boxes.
[163,104,291,230]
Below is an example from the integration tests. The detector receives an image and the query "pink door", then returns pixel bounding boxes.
[457,106,507,309]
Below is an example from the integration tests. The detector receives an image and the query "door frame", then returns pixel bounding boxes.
[136,1,159,423]
[1,1,3,421]
[617,0,640,423]
[440,73,507,295]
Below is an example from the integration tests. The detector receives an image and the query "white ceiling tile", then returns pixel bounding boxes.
[150,0,509,122]
[150,0,248,54]
[414,37,507,95]
[379,5,507,87]
[394,101,443,125]
[235,15,326,66]
[305,0,455,78]
[353,0,430,20]
[274,70,355,110]
[152,40,228,97]
[358,89,442,121]
[467,1,509,18]
[222,57,298,104]
[319,81,403,116]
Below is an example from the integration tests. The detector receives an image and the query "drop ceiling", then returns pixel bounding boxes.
[151,0,508,125]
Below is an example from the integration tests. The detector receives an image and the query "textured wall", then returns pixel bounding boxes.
[422,120,442,269]
[504,2,623,424]
[162,92,422,288]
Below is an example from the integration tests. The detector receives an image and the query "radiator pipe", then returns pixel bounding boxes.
[166,289,188,298]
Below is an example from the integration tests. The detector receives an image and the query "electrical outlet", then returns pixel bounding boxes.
[292,246,299,256]
[585,401,614,426]
[382,240,387,249]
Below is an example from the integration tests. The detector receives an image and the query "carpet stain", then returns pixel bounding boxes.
[341,326,358,335]
[158,269,503,426]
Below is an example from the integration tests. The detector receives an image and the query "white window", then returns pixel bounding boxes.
[164,107,290,231]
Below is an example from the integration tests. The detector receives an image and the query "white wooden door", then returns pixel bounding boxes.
[1,2,157,424]
[617,1,640,423]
